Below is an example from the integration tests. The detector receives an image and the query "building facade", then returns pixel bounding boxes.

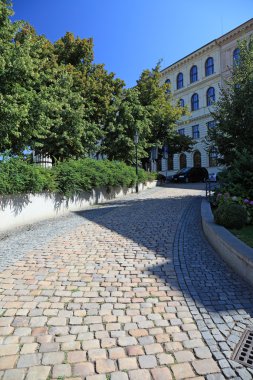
[159,18,253,175]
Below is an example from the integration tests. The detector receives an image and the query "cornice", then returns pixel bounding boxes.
[161,18,253,77]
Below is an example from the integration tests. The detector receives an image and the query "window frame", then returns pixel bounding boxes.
[191,93,199,111]
[177,72,184,89]
[205,57,214,76]
[206,87,215,106]
[178,128,185,135]
[192,125,200,139]
[233,48,240,65]
[179,98,185,107]
[190,65,198,83]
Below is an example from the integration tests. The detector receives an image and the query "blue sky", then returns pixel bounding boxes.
[12,0,253,88]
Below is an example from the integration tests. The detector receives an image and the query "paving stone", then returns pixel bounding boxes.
[88,349,107,361]
[192,359,220,375]
[96,359,116,373]
[174,350,195,363]
[52,363,72,378]
[118,337,138,347]
[2,369,26,380]
[194,346,212,359]
[151,367,173,380]
[109,347,126,359]
[1,186,253,380]
[139,354,157,369]
[144,343,163,354]
[17,353,41,368]
[171,363,195,379]
[118,357,138,370]
[73,362,95,377]
[67,350,87,363]
[111,372,129,380]
[128,368,152,380]
[42,351,64,365]
[0,344,19,356]
[26,365,51,380]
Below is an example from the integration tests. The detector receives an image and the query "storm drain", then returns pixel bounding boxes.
[231,329,253,369]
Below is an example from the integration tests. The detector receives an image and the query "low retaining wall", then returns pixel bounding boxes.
[0,181,157,234]
[201,199,253,287]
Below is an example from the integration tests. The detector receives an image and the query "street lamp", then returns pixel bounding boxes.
[134,131,139,193]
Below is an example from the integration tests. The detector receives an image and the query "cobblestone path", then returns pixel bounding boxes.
[0,186,253,380]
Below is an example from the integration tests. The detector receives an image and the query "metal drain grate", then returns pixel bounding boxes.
[231,329,253,369]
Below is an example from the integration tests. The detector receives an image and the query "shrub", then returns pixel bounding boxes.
[0,157,156,197]
[0,158,56,195]
[214,202,247,229]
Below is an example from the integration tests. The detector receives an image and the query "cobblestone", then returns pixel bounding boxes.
[0,185,253,379]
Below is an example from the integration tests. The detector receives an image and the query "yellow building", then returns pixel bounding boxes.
[160,18,253,175]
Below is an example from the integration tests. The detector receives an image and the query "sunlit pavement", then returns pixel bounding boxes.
[0,184,252,380]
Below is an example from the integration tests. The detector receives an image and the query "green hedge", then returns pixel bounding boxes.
[0,158,156,197]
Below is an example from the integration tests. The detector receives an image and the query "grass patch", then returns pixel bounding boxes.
[229,225,253,248]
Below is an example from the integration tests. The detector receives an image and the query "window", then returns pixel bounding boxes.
[191,93,199,111]
[190,65,198,83]
[209,147,218,167]
[180,153,187,169]
[168,154,173,170]
[205,57,214,76]
[207,120,216,129]
[165,78,171,93]
[178,128,185,135]
[233,48,240,65]
[177,72,183,89]
[206,87,215,106]
[193,150,201,167]
[192,125,200,139]
[179,98,185,107]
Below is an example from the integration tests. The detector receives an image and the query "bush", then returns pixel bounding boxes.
[0,158,56,195]
[0,157,156,197]
[218,150,253,199]
[214,202,247,229]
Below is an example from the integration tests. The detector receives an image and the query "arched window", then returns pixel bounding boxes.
[233,48,240,65]
[179,98,185,107]
[209,147,218,167]
[190,65,198,83]
[193,150,201,168]
[165,78,171,93]
[205,57,214,76]
[191,93,199,111]
[180,153,187,169]
[206,87,215,106]
[177,72,183,89]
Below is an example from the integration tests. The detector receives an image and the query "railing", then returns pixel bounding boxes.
[205,180,220,202]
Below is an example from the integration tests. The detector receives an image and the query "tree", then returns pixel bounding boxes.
[208,39,253,165]
[101,88,151,164]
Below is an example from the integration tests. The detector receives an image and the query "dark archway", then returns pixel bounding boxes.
[193,150,201,167]
[179,153,187,169]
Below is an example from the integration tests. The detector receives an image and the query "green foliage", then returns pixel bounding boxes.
[208,39,253,165]
[0,158,155,197]
[0,158,56,195]
[214,202,247,229]
[102,88,151,164]
[216,150,253,199]
[53,159,138,197]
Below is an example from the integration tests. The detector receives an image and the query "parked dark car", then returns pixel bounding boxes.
[171,167,208,183]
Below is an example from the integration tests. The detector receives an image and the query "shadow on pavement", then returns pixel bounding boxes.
[74,193,253,318]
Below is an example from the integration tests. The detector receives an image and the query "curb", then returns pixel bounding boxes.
[201,199,253,287]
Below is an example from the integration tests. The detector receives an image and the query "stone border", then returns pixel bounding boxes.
[201,199,253,287]
[0,181,157,234]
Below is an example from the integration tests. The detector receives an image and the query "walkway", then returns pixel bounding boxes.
[0,185,253,380]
